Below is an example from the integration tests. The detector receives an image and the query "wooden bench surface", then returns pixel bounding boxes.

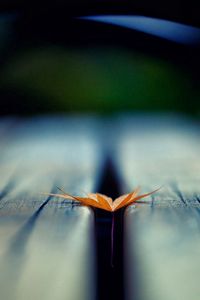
[115,115,200,300]
[0,114,200,300]
[0,116,102,300]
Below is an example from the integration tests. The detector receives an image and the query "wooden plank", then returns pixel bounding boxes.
[114,114,200,300]
[0,116,102,300]
[125,206,200,300]
[0,206,95,300]
[115,114,200,205]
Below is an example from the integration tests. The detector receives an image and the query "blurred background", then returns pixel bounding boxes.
[0,1,200,116]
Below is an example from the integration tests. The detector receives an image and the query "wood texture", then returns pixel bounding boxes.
[115,115,200,300]
[1,114,200,300]
[0,116,102,300]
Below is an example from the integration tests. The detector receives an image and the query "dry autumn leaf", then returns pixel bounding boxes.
[42,186,160,268]
[43,186,160,211]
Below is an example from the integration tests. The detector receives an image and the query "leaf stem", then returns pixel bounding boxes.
[111,212,115,268]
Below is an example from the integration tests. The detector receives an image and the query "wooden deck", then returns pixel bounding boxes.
[116,115,200,300]
[0,114,200,300]
[0,116,102,300]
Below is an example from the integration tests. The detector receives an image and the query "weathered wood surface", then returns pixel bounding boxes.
[1,114,200,300]
[114,115,200,300]
[0,116,102,300]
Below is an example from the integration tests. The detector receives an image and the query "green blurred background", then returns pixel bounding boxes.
[0,6,200,115]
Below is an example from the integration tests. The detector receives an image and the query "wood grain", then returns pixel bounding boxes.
[115,115,200,300]
[0,116,102,300]
[1,114,200,300]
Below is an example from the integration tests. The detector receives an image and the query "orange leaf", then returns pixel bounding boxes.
[42,186,161,212]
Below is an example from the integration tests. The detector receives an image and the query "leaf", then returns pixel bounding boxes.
[42,186,160,212]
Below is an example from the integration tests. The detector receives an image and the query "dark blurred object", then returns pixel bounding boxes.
[0,0,199,27]
[0,3,200,115]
